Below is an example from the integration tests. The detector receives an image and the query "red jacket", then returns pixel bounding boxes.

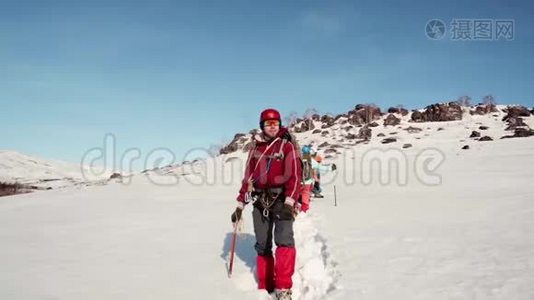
[237,127,302,205]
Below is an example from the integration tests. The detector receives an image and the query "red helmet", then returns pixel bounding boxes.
[260,108,281,129]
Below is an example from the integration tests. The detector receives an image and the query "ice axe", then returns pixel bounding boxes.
[227,218,243,278]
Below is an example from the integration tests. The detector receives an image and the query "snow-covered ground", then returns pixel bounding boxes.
[1,110,534,299]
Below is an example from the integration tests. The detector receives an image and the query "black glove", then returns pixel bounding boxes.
[331,163,337,171]
[231,207,242,223]
[277,203,295,220]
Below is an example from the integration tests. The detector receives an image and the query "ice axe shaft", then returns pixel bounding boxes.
[228,222,238,277]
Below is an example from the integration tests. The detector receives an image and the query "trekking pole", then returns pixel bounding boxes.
[334,185,337,207]
[228,221,238,278]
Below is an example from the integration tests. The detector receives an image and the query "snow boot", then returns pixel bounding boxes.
[275,289,292,300]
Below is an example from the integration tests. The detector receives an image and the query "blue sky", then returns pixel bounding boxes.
[1,0,533,169]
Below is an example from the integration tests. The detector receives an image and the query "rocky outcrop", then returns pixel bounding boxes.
[220,133,247,155]
[505,117,528,131]
[383,114,401,127]
[293,119,315,133]
[320,115,336,128]
[0,182,31,197]
[388,107,409,116]
[470,103,498,115]
[347,104,383,126]
[411,102,463,122]
[356,125,372,140]
[501,128,534,139]
[503,106,531,119]
[502,106,531,131]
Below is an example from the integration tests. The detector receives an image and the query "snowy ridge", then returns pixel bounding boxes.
[0,150,111,190]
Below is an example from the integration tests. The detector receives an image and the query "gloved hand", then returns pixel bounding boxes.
[331,163,337,171]
[231,207,243,223]
[278,203,295,220]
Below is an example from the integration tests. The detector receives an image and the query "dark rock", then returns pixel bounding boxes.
[503,106,531,119]
[461,145,470,150]
[381,138,397,144]
[324,148,338,154]
[220,133,247,155]
[501,128,534,139]
[344,126,354,131]
[320,115,336,128]
[311,114,321,121]
[405,126,423,133]
[388,107,409,116]
[411,103,463,122]
[318,142,330,148]
[294,119,316,133]
[402,143,412,149]
[470,131,481,138]
[369,122,379,127]
[411,110,424,122]
[383,114,401,127]
[346,133,357,139]
[347,104,382,125]
[470,104,498,115]
[479,136,493,141]
[356,126,372,140]
[334,114,347,121]
[437,127,445,131]
[479,126,489,130]
[504,117,527,131]
[312,129,322,134]
[321,130,329,136]
[109,173,122,179]
[390,132,398,135]
[377,133,386,137]
[512,128,534,138]
[0,181,30,197]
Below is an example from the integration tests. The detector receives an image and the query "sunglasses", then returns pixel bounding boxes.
[263,120,280,127]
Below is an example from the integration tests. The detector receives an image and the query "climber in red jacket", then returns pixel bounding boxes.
[231,108,302,299]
